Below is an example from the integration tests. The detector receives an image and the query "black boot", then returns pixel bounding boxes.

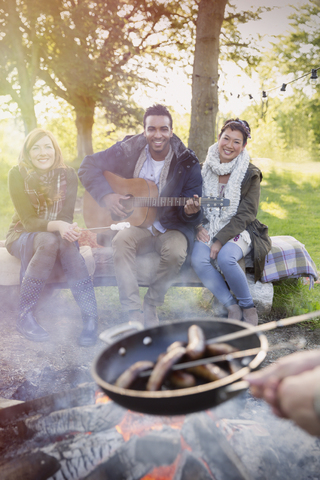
[17,276,49,342]
[78,316,98,347]
[17,312,49,342]
[70,277,98,347]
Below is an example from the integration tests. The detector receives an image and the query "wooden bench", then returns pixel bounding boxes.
[0,240,274,315]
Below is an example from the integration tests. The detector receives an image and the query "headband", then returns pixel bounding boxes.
[226,119,251,139]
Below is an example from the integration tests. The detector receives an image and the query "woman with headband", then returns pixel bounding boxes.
[6,128,99,346]
[191,119,271,325]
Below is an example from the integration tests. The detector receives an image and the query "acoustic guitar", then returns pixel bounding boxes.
[83,171,230,230]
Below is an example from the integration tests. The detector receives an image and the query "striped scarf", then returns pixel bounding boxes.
[19,165,67,221]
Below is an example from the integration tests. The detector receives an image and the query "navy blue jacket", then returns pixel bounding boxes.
[78,133,202,252]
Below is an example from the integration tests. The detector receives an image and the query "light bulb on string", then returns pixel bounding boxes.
[279,83,287,96]
[262,91,268,103]
[310,69,318,85]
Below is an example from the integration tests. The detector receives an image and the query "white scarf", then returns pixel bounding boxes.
[202,142,251,245]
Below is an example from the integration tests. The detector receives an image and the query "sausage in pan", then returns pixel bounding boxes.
[168,371,197,389]
[206,342,237,356]
[167,340,186,352]
[146,346,186,391]
[187,363,229,382]
[115,360,155,389]
[186,325,206,360]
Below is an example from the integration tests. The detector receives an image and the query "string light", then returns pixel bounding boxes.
[310,69,318,85]
[194,65,320,103]
[263,66,320,96]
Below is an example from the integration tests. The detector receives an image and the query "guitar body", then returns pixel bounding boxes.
[83,171,159,229]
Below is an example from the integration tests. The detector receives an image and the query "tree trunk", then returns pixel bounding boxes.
[5,1,38,135]
[75,102,95,161]
[188,0,228,163]
[20,98,38,134]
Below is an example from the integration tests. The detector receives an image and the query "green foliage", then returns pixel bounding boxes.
[42,101,78,165]
[272,281,320,327]
[243,91,320,163]
[0,158,15,240]
[221,4,272,71]
[251,1,320,153]
[0,119,25,166]
[271,1,320,73]
[171,111,190,146]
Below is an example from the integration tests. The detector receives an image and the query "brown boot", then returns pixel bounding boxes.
[226,303,242,321]
[143,301,159,328]
[242,307,259,326]
[128,309,144,325]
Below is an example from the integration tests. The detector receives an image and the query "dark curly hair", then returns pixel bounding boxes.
[143,104,173,129]
[220,118,251,145]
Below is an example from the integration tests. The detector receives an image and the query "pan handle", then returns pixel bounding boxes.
[99,321,145,345]
[217,380,249,404]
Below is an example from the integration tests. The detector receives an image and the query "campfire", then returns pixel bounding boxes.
[1,312,320,479]
[1,382,320,480]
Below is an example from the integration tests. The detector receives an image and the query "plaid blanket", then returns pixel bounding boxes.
[261,236,319,287]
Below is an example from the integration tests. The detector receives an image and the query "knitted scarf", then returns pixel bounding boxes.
[19,165,67,221]
[202,142,251,245]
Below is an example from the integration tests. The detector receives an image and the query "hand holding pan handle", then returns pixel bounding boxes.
[99,321,144,345]
[217,380,250,405]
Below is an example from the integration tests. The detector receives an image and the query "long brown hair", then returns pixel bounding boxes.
[19,128,66,170]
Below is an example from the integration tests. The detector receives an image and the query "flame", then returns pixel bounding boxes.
[95,391,112,404]
[180,436,192,452]
[93,392,216,479]
[141,452,183,480]
[115,412,185,442]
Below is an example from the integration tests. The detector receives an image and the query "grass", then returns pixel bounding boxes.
[271,279,320,328]
[0,154,319,325]
[254,158,320,326]
[256,162,320,269]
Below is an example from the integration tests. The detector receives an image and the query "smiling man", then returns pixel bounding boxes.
[78,104,202,326]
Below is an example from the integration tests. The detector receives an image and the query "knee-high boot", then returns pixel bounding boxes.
[17,276,49,342]
[69,277,98,346]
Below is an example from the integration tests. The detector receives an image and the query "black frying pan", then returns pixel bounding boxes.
[91,318,268,416]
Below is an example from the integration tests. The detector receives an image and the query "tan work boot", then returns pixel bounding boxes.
[242,306,259,326]
[128,309,144,325]
[226,303,242,321]
[143,300,159,328]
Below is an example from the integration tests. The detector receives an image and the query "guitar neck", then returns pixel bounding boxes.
[131,197,229,208]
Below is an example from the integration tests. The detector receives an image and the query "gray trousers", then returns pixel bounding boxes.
[112,227,188,310]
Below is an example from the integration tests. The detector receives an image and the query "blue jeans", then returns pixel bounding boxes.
[191,241,254,308]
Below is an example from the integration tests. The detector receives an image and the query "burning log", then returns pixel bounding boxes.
[0,451,60,480]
